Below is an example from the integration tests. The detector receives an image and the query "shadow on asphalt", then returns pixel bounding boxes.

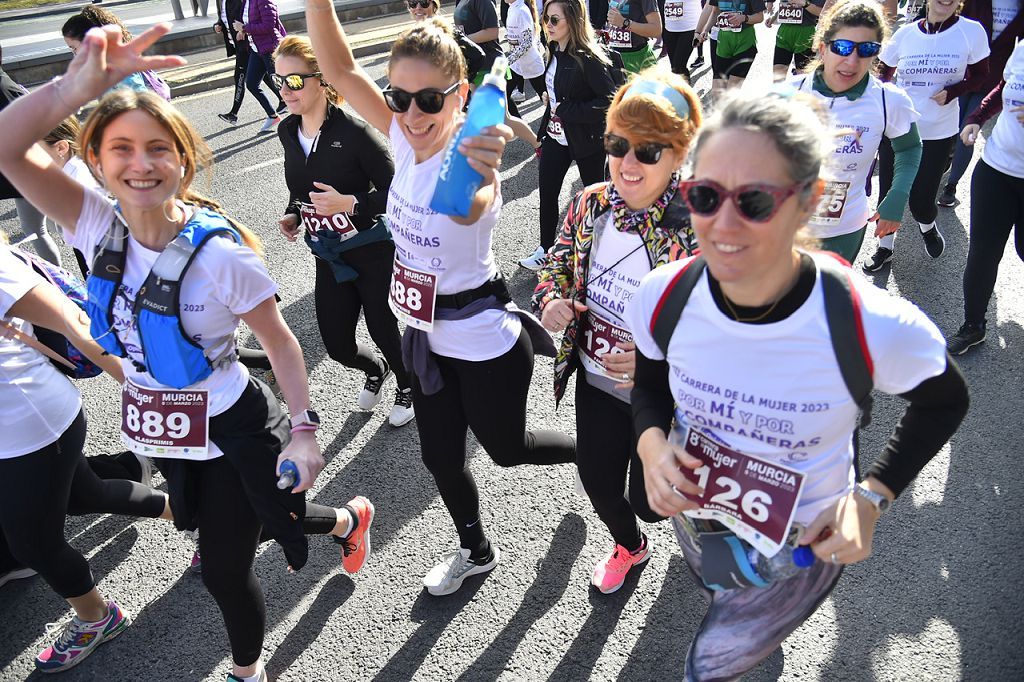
[265,572,356,678]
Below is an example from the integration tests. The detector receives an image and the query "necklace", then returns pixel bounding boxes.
[721,292,784,323]
[923,16,950,35]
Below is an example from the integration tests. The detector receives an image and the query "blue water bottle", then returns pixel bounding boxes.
[277,459,300,490]
[429,57,508,217]
[746,544,816,583]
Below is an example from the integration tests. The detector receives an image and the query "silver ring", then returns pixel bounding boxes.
[671,484,684,498]
[830,552,839,565]
[622,373,629,380]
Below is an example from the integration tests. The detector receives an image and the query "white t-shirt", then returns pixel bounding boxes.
[0,245,82,459]
[64,156,102,193]
[583,213,651,401]
[991,0,1019,41]
[506,0,546,79]
[545,57,568,146]
[386,118,521,361]
[881,18,991,139]
[298,126,317,158]
[68,190,277,433]
[664,0,701,33]
[791,74,920,238]
[983,41,1024,178]
[625,254,947,526]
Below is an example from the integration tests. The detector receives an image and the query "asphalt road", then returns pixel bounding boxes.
[1,46,1023,682]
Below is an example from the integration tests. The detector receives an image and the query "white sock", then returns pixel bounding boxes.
[338,507,357,539]
[919,221,936,234]
[879,233,896,250]
[238,661,263,682]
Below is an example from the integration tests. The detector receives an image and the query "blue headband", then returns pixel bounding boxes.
[621,79,691,120]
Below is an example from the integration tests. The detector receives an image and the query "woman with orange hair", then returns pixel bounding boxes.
[533,68,702,594]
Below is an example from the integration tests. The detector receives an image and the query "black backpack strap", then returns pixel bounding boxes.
[817,255,874,428]
[650,256,706,357]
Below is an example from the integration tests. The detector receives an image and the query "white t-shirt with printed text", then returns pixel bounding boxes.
[506,0,546,79]
[880,18,990,139]
[0,244,83,459]
[67,190,278,456]
[386,118,521,361]
[625,254,947,525]
[790,74,920,238]
[982,40,1024,178]
[991,0,1019,41]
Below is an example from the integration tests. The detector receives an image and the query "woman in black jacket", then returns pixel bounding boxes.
[274,36,414,427]
[519,0,622,271]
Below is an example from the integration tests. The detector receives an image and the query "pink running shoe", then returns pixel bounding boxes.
[338,496,374,574]
[592,536,652,594]
[35,600,131,673]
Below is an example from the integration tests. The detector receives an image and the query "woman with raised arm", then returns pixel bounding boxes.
[307,2,576,597]
[0,26,374,682]
[625,90,968,680]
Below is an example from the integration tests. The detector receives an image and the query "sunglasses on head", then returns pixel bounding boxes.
[272,72,322,91]
[604,133,670,165]
[827,39,882,58]
[543,14,561,26]
[383,82,460,114]
[407,0,432,8]
[678,179,810,222]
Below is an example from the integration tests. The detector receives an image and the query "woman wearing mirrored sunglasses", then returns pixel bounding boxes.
[272,36,413,428]
[518,0,624,271]
[865,0,990,272]
[786,0,923,264]
[624,90,968,681]
[307,4,577,598]
[533,69,701,595]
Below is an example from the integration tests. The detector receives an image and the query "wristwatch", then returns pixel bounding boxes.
[290,409,321,430]
[854,484,891,514]
[622,18,632,30]
[350,197,360,216]
[742,13,750,24]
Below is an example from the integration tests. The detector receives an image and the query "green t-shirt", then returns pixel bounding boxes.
[711,0,765,58]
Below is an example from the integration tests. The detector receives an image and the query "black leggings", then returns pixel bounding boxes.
[0,411,166,599]
[412,329,575,554]
[879,135,957,226]
[663,30,696,81]
[508,72,547,104]
[314,246,410,390]
[575,377,662,551]
[538,136,606,249]
[963,158,1024,325]
[227,41,280,117]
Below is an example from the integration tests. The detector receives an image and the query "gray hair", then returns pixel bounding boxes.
[691,90,831,201]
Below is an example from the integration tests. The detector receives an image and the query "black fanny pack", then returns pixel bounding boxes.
[435,273,511,310]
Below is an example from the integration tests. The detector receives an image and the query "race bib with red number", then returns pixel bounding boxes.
[677,427,806,556]
[121,379,210,460]
[579,311,632,378]
[389,257,438,332]
[777,4,805,24]
[812,181,851,226]
[715,13,741,32]
[605,24,633,48]
[546,114,567,144]
[299,202,358,242]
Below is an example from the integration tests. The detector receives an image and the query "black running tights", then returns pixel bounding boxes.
[0,411,166,599]
[538,137,606,249]
[412,330,576,554]
[878,135,956,226]
[963,158,1024,325]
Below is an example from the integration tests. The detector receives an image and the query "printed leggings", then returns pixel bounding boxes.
[673,516,843,681]
[576,377,662,550]
[412,329,576,554]
[0,410,166,599]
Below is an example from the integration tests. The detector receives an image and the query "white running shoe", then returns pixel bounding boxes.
[423,545,500,596]
[357,364,393,411]
[518,245,547,271]
[389,388,415,427]
[511,89,526,103]
[258,116,281,133]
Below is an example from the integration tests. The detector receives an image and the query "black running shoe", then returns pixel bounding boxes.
[936,185,959,207]
[947,322,986,355]
[276,101,289,115]
[921,226,945,258]
[691,56,705,68]
[863,246,894,272]
[217,113,238,126]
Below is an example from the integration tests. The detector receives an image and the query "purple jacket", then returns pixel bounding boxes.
[243,0,286,55]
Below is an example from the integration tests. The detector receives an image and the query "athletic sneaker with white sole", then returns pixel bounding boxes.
[258,116,281,133]
[389,388,415,427]
[921,225,945,258]
[35,601,130,673]
[423,545,500,596]
[518,245,547,271]
[592,536,652,594]
[358,362,392,411]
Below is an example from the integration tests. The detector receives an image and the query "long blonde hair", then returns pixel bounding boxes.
[80,89,263,255]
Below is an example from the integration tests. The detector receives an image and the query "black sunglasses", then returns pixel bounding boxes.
[272,72,322,91]
[604,133,670,165]
[383,82,460,114]
[543,14,561,26]
[679,179,810,223]
[827,39,882,59]
[407,0,432,8]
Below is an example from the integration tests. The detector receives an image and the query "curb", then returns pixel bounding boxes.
[0,0,140,24]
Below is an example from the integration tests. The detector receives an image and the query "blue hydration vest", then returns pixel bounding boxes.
[86,208,243,389]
